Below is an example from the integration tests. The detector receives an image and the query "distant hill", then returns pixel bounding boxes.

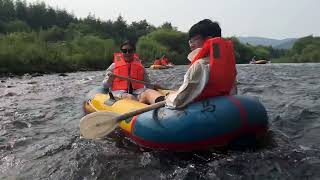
[238,36,297,49]
[274,38,297,49]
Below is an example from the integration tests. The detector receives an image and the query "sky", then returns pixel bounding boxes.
[25,0,320,39]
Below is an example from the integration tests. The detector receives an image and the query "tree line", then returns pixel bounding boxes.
[272,36,320,63]
[0,0,318,74]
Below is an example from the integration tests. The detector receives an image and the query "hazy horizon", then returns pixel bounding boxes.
[25,0,320,40]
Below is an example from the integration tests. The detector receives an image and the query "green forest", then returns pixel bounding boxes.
[0,0,319,74]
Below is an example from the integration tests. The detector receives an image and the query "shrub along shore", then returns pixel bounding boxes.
[0,0,319,75]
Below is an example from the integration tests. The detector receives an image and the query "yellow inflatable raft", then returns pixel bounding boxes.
[149,65,172,69]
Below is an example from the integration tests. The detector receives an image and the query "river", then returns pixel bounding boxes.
[1,63,320,179]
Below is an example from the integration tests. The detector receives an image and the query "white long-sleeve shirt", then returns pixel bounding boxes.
[165,48,237,109]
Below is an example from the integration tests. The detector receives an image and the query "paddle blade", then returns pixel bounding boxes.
[80,111,120,139]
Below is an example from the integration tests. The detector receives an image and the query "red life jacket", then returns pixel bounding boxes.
[112,53,145,91]
[134,53,139,59]
[191,37,236,101]
[161,58,169,65]
[154,59,161,65]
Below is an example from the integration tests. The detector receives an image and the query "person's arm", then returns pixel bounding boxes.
[102,63,115,88]
[165,61,209,109]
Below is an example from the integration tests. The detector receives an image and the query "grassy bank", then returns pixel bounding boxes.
[0,32,115,74]
[0,0,319,75]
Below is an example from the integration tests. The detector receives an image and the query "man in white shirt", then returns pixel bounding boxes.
[166,19,238,109]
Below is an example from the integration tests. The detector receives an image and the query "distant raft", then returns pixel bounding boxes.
[149,64,173,69]
[250,60,269,64]
[83,86,269,151]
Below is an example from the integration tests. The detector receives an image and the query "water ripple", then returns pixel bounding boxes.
[0,64,320,179]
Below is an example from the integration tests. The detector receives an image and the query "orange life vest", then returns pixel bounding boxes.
[191,37,236,101]
[161,58,169,65]
[134,53,139,59]
[112,53,145,91]
[154,59,161,65]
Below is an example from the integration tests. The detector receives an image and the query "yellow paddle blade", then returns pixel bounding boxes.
[80,111,120,139]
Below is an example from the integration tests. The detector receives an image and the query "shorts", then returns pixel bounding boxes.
[111,88,147,99]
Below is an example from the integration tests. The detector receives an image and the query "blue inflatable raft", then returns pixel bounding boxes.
[83,87,269,151]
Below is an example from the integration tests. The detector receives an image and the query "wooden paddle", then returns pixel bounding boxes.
[80,101,166,139]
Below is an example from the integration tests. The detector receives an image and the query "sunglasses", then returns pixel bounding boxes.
[121,49,134,54]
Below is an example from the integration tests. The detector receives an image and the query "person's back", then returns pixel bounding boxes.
[161,56,169,65]
[154,58,161,65]
[190,37,236,101]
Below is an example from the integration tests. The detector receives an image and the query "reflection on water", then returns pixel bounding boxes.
[1,63,320,179]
